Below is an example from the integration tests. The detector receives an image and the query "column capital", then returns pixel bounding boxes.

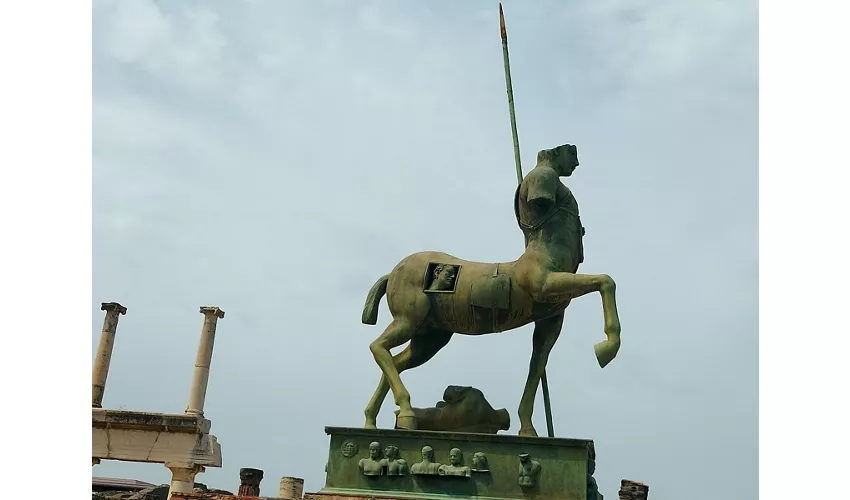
[238,468,264,496]
[199,306,225,319]
[101,302,127,315]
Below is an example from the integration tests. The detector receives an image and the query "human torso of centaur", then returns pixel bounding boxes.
[387,166,585,335]
[515,165,584,272]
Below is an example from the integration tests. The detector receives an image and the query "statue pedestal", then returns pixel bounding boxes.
[310,427,595,500]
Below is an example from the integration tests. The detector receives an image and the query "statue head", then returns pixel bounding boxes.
[421,446,435,461]
[384,445,399,461]
[368,441,382,460]
[472,452,488,470]
[432,264,457,290]
[519,453,530,464]
[449,448,463,466]
[537,144,579,177]
[341,441,358,457]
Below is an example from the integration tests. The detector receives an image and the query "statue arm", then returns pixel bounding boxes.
[525,168,558,207]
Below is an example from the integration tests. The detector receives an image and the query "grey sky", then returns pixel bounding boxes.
[92,1,757,498]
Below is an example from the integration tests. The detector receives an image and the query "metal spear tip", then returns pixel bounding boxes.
[100,302,127,315]
[499,3,507,41]
[199,306,225,318]
[499,5,508,40]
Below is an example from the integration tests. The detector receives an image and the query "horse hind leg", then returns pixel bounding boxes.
[363,328,453,429]
[364,346,412,429]
[367,286,431,428]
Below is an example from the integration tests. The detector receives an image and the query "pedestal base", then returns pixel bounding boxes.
[318,427,595,500]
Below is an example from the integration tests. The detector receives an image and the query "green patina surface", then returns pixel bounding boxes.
[322,427,591,500]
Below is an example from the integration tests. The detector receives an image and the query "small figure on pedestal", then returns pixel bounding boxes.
[518,453,542,487]
[358,441,384,476]
[471,452,490,473]
[381,445,409,476]
[410,446,442,475]
[438,448,471,477]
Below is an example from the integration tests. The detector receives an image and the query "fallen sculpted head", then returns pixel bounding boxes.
[395,385,510,434]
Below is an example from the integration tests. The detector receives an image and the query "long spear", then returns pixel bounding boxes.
[500,3,555,439]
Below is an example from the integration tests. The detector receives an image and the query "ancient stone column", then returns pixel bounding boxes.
[166,463,204,498]
[279,477,304,500]
[238,468,264,496]
[186,306,225,416]
[92,302,127,408]
[618,479,649,500]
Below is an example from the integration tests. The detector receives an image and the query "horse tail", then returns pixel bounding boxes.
[362,273,390,325]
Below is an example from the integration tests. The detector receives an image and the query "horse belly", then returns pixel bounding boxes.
[429,263,534,334]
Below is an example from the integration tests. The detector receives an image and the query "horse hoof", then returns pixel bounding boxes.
[396,412,418,430]
[364,421,377,429]
[518,427,538,437]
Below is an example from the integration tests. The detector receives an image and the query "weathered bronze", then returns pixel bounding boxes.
[340,441,358,458]
[393,385,510,434]
[322,427,592,499]
[358,442,384,477]
[361,144,622,436]
[425,263,460,293]
[380,445,409,476]
[517,453,542,487]
[410,446,442,476]
[500,1,555,438]
[471,452,489,473]
[438,448,472,477]
[586,442,601,500]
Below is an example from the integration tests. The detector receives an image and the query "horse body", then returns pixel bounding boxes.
[382,252,568,335]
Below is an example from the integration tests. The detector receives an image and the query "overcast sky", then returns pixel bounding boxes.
[92,1,757,498]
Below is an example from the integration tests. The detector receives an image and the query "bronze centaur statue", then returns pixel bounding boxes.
[361,144,621,437]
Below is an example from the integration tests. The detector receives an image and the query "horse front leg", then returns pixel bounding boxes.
[518,313,564,437]
[539,272,621,367]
